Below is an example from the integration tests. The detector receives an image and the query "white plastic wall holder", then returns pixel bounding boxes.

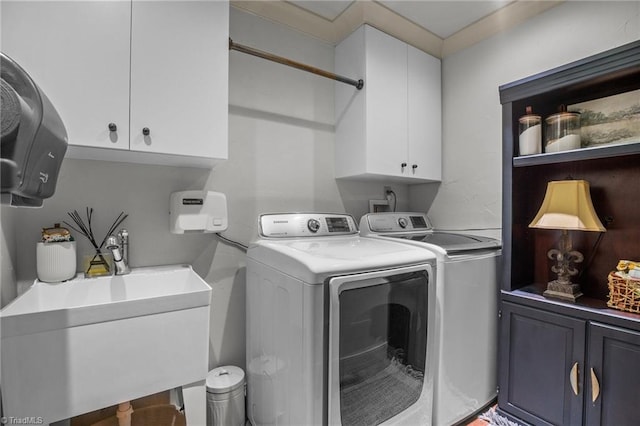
[169,191,228,234]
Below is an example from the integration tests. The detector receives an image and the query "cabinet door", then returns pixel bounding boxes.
[364,26,407,177]
[129,0,228,160]
[499,302,585,426]
[586,323,640,426]
[407,45,441,181]
[1,1,131,150]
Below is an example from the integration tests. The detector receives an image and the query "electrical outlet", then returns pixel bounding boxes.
[369,199,390,213]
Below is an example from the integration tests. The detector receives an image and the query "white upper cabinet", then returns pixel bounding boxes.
[407,45,442,182]
[364,27,409,179]
[1,1,132,151]
[335,25,441,183]
[1,1,229,168]
[129,1,228,162]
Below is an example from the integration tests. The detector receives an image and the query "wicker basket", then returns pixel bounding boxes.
[607,272,640,314]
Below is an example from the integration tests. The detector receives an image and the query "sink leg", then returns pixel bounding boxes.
[183,379,207,425]
[116,401,134,426]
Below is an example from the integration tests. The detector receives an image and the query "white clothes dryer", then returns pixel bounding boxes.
[246,213,437,426]
[359,212,502,426]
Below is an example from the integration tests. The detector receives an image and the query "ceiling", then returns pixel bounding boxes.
[290,1,512,39]
[231,0,564,58]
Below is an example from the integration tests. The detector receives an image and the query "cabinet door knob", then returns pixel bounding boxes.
[108,123,117,132]
[412,164,418,169]
[142,127,150,136]
[590,368,600,403]
[569,362,579,396]
[401,163,407,169]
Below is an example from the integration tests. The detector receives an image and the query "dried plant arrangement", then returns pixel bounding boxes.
[64,208,128,276]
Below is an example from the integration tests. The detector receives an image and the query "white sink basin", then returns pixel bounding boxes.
[2,264,211,337]
[1,264,212,424]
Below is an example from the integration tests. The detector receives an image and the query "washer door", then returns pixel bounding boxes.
[328,263,433,426]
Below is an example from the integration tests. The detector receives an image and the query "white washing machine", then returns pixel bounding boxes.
[246,213,438,426]
[359,212,502,426]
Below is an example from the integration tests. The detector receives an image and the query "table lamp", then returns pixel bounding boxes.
[529,180,606,302]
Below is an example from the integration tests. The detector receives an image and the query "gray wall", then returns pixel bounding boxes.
[1,1,639,371]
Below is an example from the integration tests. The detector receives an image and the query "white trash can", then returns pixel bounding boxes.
[206,365,246,426]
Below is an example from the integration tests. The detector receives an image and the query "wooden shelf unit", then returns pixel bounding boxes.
[498,40,640,426]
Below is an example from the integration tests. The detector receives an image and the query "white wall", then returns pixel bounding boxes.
[0,7,409,371]
[1,206,17,308]
[413,0,640,240]
[201,7,412,367]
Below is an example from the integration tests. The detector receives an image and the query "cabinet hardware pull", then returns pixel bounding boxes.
[412,164,418,169]
[590,368,600,403]
[142,127,150,136]
[108,123,117,132]
[401,163,407,170]
[570,362,579,395]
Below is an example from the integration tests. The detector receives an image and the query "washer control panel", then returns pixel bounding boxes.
[361,212,433,233]
[259,213,358,238]
[307,218,321,233]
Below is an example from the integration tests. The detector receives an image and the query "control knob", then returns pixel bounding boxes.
[398,217,408,229]
[307,218,321,233]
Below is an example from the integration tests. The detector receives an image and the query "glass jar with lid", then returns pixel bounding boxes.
[545,106,581,153]
[518,106,542,156]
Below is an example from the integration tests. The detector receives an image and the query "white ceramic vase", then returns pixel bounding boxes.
[36,241,77,282]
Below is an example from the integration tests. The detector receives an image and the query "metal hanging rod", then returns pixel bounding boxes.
[229,38,364,90]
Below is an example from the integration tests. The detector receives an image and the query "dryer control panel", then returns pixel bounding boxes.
[259,213,358,238]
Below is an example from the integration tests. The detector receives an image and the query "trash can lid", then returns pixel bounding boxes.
[206,365,245,394]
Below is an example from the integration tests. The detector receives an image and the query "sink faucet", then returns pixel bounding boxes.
[118,229,129,265]
[106,229,130,275]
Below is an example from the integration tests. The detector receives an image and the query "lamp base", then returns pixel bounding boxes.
[543,280,583,303]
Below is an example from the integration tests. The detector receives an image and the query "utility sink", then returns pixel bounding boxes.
[1,265,212,424]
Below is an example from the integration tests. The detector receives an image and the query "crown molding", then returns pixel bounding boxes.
[231,1,564,59]
[442,0,564,57]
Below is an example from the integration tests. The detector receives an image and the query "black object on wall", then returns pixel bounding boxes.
[1,52,67,207]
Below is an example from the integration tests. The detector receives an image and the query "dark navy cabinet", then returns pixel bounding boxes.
[585,324,640,426]
[499,302,585,426]
[499,300,640,426]
[498,41,640,426]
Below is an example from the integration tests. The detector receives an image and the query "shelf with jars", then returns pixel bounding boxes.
[502,41,640,169]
